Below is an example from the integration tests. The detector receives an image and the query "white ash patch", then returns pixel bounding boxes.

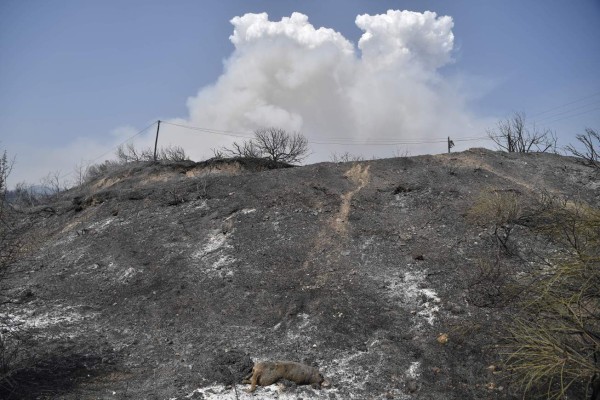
[118,217,132,226]
[360,236,376,251]
[87,217,116,233]
[406,361,421,379]
[75,261,141,284]
[297,312,311,329]
[53,232,78,246]
[317,351,413,399]
[182,384,331,399]
[387,269,441,328]
[106,261,117,270]
[118,267,139,283]
[189,199,209,210]
[71,259,100,277]
[323,351,368,393]
[322,351,411,399]
[273,314,317,352]
[2,304,96,333]
[224,208,256,222]
[282,313,317,344]
[58,245,88,265]
[212,255,235,270]
[416,288,441,326]
[273,312,311,332]
[53,227,99,249]
[210,255,237,279]
[193,230,232,259]
[392,194,410,211]
[192,229,237,278]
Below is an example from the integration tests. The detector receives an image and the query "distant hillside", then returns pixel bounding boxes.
[2,149,598,399]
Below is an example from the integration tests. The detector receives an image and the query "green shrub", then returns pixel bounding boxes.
[503,196,600,399]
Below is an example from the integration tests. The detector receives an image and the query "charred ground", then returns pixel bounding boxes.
[2,149,598,399]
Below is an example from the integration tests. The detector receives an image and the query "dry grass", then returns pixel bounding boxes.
[467,188,527,252]
[467,188,523,227]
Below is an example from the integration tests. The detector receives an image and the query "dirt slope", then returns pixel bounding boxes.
[3,149,598,399]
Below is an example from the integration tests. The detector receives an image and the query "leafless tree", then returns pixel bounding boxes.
[73,161,91,187]
[116,143,153,163]
[565,128,599,170]
[254,128,309,163]
[393,148,411,158]
[12,182,40,207]
[0,148,29,388]
[40,171,65,197]
[224,140,262,159]
[158,145,188,162]
[211,148,225,160]
[223,128,309,164]
[116,143,188,163]
[0,151,12,205]
[487,112,557,153]
[81,160,119,183]
[330,152,364,163]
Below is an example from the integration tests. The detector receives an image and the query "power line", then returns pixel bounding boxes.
[530,90,600,118]
[532,99,600,124]
[163,120,491,146]
[521,91,600,132]
[55,120,158,181]
[537,106,600,126]
[309,136,491,146]
[454,136,493,142]
[160,121,254,139]
[87,121,158,164]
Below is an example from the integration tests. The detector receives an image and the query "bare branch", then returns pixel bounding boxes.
[330,152,364,163]
[116,144,188,164]
[566,128,600,170]
[220,128,309,164]
[40,171,65,197]
[487,112,557,153]
[158,145,188,162]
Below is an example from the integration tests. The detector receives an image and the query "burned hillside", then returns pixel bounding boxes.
[1,148,599,399]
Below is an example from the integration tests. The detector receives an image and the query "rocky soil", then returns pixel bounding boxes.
[1,149,598,399]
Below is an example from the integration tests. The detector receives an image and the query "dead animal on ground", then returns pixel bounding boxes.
[242,360,330,392]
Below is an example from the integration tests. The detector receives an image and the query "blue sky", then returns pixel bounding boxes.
[1,0,599,186]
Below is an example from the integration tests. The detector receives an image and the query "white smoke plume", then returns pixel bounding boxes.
[6,10,497,188]
[10,9,487,187]
[154,10,489,162]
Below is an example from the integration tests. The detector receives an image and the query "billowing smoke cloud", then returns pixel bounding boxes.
[356,10,454,72]
[157,10,489,161]
[6,10,494,188]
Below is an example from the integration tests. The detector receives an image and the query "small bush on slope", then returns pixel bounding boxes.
[467,188,524,251]
[503,196,600,399]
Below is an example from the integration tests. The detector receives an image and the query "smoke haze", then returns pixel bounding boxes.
[158,10,489,161]
[8,10,492,187]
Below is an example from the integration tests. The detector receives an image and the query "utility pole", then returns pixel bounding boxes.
[153,120,161,161]
[447,137,455,154]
